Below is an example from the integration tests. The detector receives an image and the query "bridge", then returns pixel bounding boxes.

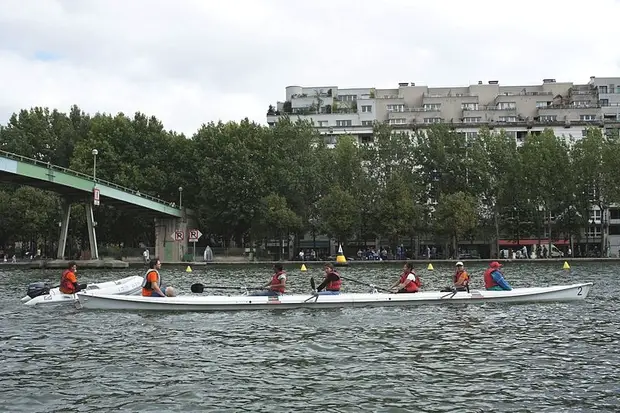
[0,149,196,262]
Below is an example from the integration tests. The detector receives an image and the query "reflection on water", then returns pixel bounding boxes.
[0,262,618,412]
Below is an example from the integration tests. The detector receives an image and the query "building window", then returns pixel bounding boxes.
[361,105,372,113]
[600,99,609,106]
[338,95,357,102]
[586,225,601,237]
[336,120,352,127]
[504,131,517,139]
[463,117,481,123]
[386,104,405,112]
[389,118,406,125]
[599,86,608,94]
[361,120,374,126]
[464,132,478,140]
[498,116,517,122]
[540,115,557,122]
[536,101,550,108]
[580,114,596,121]
[423,104,441,110]
[461,103,479,110]
[423,117,441,124]
[497,102,516,110]
[589,210,602,222]
[317,121,328,127]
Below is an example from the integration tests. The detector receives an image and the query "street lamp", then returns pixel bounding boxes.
[91,149,98,181]
[178,186,183,208]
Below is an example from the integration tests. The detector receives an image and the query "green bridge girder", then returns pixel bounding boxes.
[0,149,183,217]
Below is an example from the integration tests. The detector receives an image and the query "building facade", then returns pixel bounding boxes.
[266,76,620,257]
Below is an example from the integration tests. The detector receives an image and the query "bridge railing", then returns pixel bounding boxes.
[0,149,175,207]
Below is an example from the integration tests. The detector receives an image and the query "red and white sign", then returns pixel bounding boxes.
[174,230,184,241]
[93,188,100,206]
[189,229,203,242]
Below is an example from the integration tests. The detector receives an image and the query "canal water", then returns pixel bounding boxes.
[0,261,618,412]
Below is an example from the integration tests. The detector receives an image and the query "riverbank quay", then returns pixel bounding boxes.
[2,257,619,270]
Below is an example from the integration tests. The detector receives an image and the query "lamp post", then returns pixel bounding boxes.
[308,217,317,252]
[91,149,98,181]
[178,186,183,209]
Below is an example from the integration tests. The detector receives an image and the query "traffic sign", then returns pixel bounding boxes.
[93,188,100,206]
[171,230,184,241]
[189,229,203,242]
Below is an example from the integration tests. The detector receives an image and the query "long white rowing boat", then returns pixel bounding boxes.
[75,282,593,312]
[22,276,143,307]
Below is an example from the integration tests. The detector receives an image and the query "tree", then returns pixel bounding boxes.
[317,186,360,247]
[433,192,478,258]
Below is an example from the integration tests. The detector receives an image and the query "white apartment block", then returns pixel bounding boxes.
[266,76,620,257]
[266,76,620,147]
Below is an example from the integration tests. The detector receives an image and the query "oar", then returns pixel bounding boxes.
[338,274,393,293]
[304,277,319,302]
[190,283,262,293]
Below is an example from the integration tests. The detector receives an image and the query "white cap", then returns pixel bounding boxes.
[456,261,464,266]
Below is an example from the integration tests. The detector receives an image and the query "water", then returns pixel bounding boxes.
[0,261,619,412]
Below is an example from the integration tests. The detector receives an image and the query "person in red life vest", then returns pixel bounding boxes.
[252,263,287,296]
[59,261,86,294]
[389,262,421,293]
[141,258,176,297]
[316,262,342,295]
[484,261,512,291]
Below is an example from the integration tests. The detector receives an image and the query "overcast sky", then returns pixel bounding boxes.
[1,0,620,137]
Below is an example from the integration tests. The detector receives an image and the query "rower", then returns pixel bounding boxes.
[59,261,86,294]
[141,258,176,297]
[440,261,470,292]
[453,261,470,291]
[484,261,512,291]
[251,263,287,296]
[390,261,421,293]
[315,262,342,295]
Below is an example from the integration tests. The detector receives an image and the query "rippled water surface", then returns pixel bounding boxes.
[1,261,619,412]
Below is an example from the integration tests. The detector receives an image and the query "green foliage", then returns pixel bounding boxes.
[2,104,619,257]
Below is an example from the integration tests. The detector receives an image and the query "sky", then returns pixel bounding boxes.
[1,0,620,137]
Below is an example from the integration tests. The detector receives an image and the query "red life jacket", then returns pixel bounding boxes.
[59,269,76,294]
[270,271,286,293]
[399,270,420,292]
[484,268,498,289]
[326,271,342,291]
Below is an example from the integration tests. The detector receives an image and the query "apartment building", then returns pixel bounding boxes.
[266,76,620,257]
[266,76,620,146]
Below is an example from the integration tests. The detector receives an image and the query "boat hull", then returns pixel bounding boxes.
[76,282,593,312]
[23,276,143,306]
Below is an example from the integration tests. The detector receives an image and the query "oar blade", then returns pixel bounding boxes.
[190,283,204,293]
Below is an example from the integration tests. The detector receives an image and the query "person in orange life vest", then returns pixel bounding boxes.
[59,261,86,294]
[484,261,512,291]
[251,263,287,296]
[141,258,175,297]
[315,262,342,295]
[389,262,421,293]
[453,261,470,290]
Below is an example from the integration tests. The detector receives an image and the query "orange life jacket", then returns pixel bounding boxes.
[59,269,77,294]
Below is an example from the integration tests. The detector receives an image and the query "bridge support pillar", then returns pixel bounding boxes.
[57,199,71,259]
[85,202,99,260]
[154,217,188,262]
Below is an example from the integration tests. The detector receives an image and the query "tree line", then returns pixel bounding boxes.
[1,105,619,259]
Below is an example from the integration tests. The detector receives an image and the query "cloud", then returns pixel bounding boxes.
[1,0,620,136]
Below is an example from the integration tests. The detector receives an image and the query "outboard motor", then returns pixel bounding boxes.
[27,282,51,299]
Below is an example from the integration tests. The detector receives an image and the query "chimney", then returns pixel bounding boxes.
[488,80,499,85]
[478,81,483,85]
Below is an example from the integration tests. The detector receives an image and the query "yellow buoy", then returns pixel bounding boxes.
[300,264,307,271]
[563,261,570,270]
[336,244,347,264]
[185,265,192,273]
[427,263,434,270]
